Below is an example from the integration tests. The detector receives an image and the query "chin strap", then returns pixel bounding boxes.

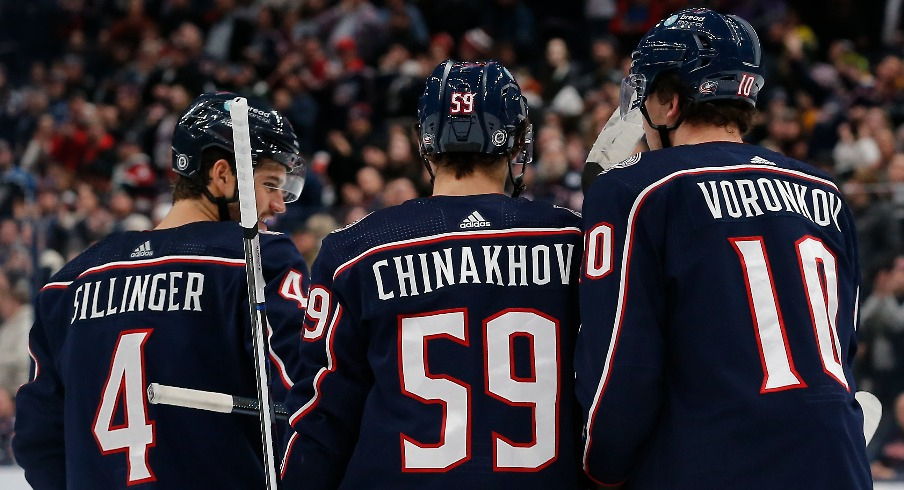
[200,185,239,222]
[640,105,683,149]
[508,160,525,198]
[421,155,436,187]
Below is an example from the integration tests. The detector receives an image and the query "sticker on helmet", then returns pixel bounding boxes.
[699,81,718,94]
[176,154,189,171]
[450,92,475,114]
[492,130,507,146]
[737,73,756,97]
[422,133,435,149]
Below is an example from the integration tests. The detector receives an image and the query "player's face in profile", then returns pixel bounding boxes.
[227,159,288,230]
[642,96,669,151]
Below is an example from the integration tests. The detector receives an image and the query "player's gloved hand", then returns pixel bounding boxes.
[582,107,646,192]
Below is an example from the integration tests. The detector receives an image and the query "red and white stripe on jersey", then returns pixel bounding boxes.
[332,227,582,280]
[288,303,343,423]
[282,302,343,478]
[581,164,842,476]
[77,255,246,279]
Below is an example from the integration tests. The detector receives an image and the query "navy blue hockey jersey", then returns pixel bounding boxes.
[13,221,309,489]
[280,194,584,489]
[577,142,872,489]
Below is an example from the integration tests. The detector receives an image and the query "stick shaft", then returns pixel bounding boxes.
[230,97,279,489]
[147,383,288,420]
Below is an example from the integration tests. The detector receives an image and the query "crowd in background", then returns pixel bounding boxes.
[1,0,904,480]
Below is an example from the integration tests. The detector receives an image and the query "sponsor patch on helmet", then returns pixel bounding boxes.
[699,81,718,94]
[422,133,434,149]
[176,154,189,171]
[492,130,507,146]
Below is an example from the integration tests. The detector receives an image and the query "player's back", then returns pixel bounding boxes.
[17,221,294,489]
[584,141,871,489]
[309,194,583,489]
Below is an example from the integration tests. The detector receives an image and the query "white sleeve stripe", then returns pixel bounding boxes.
[280,431,299,478]
[266,323,293,389]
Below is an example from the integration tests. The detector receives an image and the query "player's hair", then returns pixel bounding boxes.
[651,72,757,135]
[172,147,234,201]
[427,125,527,179]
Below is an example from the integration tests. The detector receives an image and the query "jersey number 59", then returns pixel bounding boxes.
[399,309,559,472]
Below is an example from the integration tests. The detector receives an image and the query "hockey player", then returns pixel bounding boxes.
[577,8,872,489]
[280,60,584,489]
[13,92,311,488]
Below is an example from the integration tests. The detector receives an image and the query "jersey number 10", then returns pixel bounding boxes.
[731,235,850,393]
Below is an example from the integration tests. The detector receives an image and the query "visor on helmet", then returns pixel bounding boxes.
[261,160,305,203]
[619,73,647,123]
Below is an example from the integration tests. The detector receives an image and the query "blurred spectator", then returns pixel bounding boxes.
[316,0,386,64]
[203,0,256,63]
[609,0,666,52]
[844,173,902,291]
[382,176,418,207]
[480,0,535,60]
[379,0,430,50]
[0,271,31,397]
[325,103,380,199]
[0,387,13,466]
[585,0,617,39]
[871,391,904,481]
[290,212,339,265]
[108,189,152,233]
[860,256,904,408]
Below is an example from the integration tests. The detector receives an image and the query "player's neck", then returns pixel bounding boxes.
[432,169,506,196]
[155,198,219,229]
[672,122,744,146]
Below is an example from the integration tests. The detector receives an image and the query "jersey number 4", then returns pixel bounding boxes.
[92,329,156,485]
[399,309,559,472]
[731,235,849,393]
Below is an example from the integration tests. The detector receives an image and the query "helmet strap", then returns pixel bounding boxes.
[421,155,436,187]
[199,180,240,222]
[508,159,525,198]
[640,104,683,149]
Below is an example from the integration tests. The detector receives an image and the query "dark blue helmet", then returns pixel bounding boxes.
[171,91,305,202]
[620,8,764,117]
[417,60,530,160]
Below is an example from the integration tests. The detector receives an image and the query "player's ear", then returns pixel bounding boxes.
[666,93,682,125]
[209,159,236,196]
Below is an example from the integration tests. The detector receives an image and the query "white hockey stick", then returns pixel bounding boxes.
[147,383,288,420]
[856,390,882,445]
[230,97,279,489]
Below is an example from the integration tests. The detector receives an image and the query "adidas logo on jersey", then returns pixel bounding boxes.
[750,155,775,166]
[460,211,491,229]
[130,240,153,258]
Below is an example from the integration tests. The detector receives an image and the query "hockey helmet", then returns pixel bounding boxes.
[620,8,765,119]
[171,91,305,203]
[417,60,531,162]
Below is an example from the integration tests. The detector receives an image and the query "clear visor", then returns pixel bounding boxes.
[619,74,647,122]
[259,153,306,203]
[513,124,534,166]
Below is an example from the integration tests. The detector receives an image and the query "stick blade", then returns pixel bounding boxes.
[855,390,882,445]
